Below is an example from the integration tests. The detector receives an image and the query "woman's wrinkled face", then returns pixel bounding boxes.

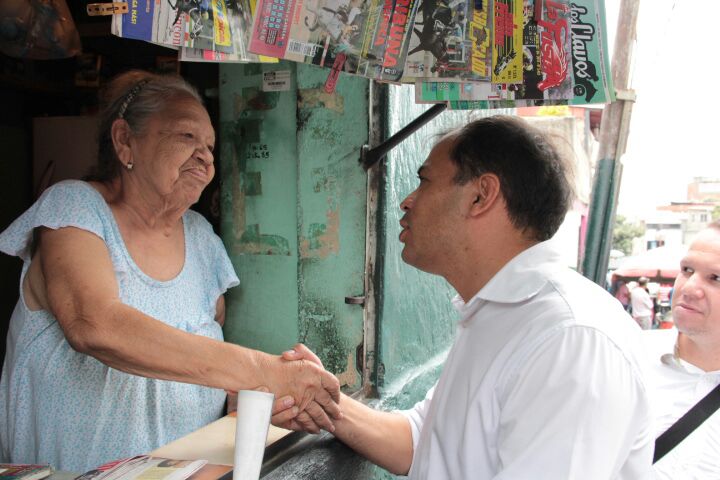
[129,96,215,206]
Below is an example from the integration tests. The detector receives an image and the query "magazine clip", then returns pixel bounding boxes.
[87,3,129,16]
[324,54,346,94]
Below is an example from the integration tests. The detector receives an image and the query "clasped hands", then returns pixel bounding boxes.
[228,344,342,434]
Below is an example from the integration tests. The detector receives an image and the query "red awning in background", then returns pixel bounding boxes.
[612,246,688,281]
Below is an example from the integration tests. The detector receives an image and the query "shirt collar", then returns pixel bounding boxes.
[452,240,564,320]
[660,337,720,375]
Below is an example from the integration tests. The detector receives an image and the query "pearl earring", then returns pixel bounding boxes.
[126,162,134,171]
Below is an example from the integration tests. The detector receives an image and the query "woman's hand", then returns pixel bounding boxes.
[270,344,336,434]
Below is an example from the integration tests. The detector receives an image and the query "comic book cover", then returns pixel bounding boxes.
[353,0,392,78]
[491,0,523,84]
[567,0,615,104]
[111,0,183,49]
[379,0,420,81]
[533,0,574,98]
[462,0,493,80]
[248,0,376,75]
[401,0,471,80]
[415,79,498,102]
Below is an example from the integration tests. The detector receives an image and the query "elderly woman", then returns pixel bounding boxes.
[0,71,340,471]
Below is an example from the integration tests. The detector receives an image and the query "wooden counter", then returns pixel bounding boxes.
[150,413,291,466]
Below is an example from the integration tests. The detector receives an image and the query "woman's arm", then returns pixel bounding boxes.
[33,225,340,428]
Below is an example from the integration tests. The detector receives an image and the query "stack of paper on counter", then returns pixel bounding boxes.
[0,464,53,480]
[74,456,207,480]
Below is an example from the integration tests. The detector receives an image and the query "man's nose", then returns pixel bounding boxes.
[682,274,705,299]
[400,190,416,211]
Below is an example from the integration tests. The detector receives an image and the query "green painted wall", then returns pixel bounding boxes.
[219,62,368,389]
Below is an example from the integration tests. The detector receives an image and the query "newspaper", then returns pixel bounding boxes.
[75,456,206,480]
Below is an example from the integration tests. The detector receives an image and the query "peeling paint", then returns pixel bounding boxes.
[235,224,291,256]
[335,352,358,388]
[299,208,340,258]
[297,88,344,113]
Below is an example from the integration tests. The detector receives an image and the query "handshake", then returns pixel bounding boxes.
[229,344,344,434]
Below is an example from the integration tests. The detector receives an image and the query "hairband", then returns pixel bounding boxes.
[117,79,150,119]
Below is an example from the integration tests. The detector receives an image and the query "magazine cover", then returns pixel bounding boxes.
[567,0,615,105]
[401,0,472,80]
[497,0,574,102]
[177,0,235,53]
[0,464,53,480]
[532,0,574,98]
[111,0,183,49]
[491,0,523,84]
[463,0,493,80]
[75,456,206,480]
[248,0,377,75]
[379,0,420,81]
[355,0,394,78]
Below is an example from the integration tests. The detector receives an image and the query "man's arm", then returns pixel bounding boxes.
[278,346,415,475]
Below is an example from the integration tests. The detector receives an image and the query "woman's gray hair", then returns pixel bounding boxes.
[88,70,204,182]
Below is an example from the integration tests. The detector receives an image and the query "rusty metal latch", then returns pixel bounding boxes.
[344,296,365,306]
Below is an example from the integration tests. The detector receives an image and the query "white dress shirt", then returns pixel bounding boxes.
[400,241,654,479]
[643,329,720,479]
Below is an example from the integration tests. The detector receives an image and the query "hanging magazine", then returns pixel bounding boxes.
[247,0,378,75]
[567,0,615,104]
[378,0,420,81]
[111,0,183,49]
[402,0,492,82]
[491,0,523,84]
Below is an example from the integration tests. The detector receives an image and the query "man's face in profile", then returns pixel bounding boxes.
[672,227,720,341]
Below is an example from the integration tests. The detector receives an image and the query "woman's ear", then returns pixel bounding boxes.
[469,174,500,216]
[110,119,133,168]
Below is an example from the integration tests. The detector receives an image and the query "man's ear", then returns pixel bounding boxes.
[469,174,500,216]
[110,118,133,167]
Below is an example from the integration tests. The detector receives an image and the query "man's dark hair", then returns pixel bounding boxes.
[447,115,574,242]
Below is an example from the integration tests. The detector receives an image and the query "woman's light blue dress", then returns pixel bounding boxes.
[0,180,239,472]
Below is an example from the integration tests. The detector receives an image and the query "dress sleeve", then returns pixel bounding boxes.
[184,210,239,305]
[0,180,107,263]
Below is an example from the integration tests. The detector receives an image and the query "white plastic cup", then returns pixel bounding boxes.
[233,390,274,480]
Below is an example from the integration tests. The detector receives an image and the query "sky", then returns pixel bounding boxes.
[604,0,720,219]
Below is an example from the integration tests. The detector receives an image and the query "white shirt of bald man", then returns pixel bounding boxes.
[643,328,720,479]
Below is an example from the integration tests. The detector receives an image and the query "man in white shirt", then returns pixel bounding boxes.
[632,276,655,329]
[277,116,654,479]
[644,222,720,479]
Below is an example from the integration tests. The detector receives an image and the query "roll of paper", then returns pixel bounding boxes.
[233,390,274,480]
